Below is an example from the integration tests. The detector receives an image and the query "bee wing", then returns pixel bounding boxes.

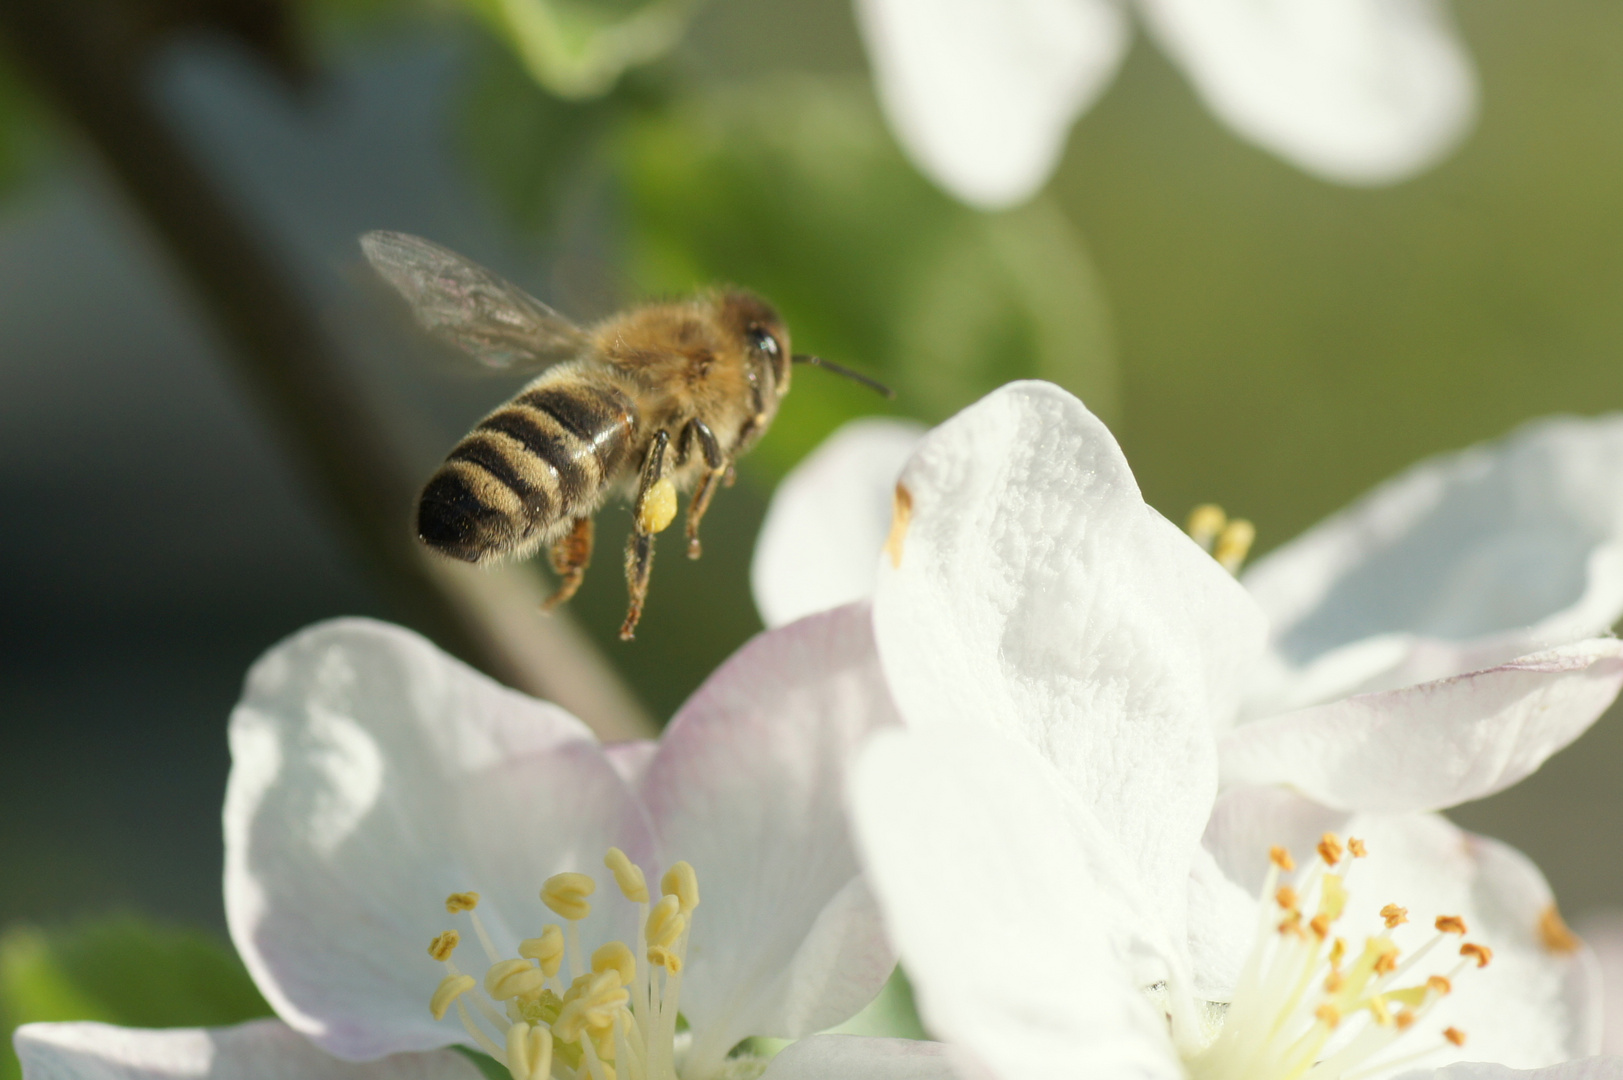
[360,231,587,372]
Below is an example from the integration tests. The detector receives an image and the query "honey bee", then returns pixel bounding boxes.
[362,231,891,640]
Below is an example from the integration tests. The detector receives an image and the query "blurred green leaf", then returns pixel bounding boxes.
[827,966,928,1041]
[0,916,270,1080]
[620,77,1117,476]
[0,60,52,203]
[464,0,699,100]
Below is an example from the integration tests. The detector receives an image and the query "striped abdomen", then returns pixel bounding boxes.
[416,377,637,562]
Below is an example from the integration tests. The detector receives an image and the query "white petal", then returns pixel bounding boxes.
[1574,911,1623,1054]
[854,0,1130,208]
[759,1035,959,1080]
[1395,1062,1623,1080]
[1242,414,1623,713]
[1137,0,1476,184]
[872,381,1267,940]
[1338,815,1598,1070]
[13,1020,480,1080]
[1220,640,1623,812]
[224,619,651,1060]
[752,418,926,629]
[1185,844,1262,1001]
[851,728,1186,1078]
[637,604,901,1070]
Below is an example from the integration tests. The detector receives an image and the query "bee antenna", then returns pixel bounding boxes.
[791,354,896,399]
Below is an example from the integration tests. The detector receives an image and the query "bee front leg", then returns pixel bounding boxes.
[621,429,674,640]
[541,516,593,611]
[684,419,728,560]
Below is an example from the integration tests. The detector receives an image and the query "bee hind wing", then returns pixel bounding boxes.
[360,230,587,372]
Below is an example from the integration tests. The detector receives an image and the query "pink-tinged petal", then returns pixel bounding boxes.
[854,0,1129,209]
[1339,816,1598,1068]
[1138,0,1475,184]
[852,728,1187,1080]
[603,740,659,787]
[1220,640,1623,813]
[759,1035,959,1080]
[13,1020,481,1080]
[637,604,901,1072]
[1243,414,1623,714]
[1396,1063,1623,1080]
[224,619,651,1060]
[1574,911,1623,1054]
[872,381,1266,942]
[752,418,925,629]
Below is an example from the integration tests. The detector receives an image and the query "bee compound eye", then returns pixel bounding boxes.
[750,327,779,356]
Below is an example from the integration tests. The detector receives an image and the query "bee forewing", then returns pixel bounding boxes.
[360,231,587,372]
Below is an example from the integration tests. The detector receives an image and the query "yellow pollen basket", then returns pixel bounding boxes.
[428,851,707,1080]
[1184,834,1493,1080]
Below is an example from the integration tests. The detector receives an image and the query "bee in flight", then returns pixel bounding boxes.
[361,231,891,640]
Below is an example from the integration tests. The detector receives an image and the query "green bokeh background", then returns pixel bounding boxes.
[7,0,1623,1067]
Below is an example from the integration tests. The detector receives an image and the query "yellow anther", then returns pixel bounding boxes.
[486,958,545,1001]
[639,478,678,534]
[1427,975,1452,996]
[1187,504,1227,551]
[1395,1010,1417,1030]
[604,848,649,903]
[661,861,700,913]
[1460,942,1493,968]
[1278,910,1304,938]
[1444,1027,1467,1047]
[646,894,686,948]
[519,925,565,978]
[1275,886,1299,910]
[428,930,460,962]
[445,892,480,913]
[1380,904,1409,929]
[506,1021,553,1080]
[1368,995,1392,1027]
[1348,837,1367,858]
[1318,833,1344,866]
[1323,971,1345,993]
[1540,904,1581,954]
[1435,914,1467,935]
[1318,874,1348,921]
[555,971,628,1039]
[1214,519,1255,574]
[1373,944,1399,976]
[648,945,683,974]
[430,973,475,1021]
[592,941,637,986]
[1328,938,1346,968]
[542,873,596,921]
[1269,846,1295,871]
[1310,914,1331,940]
[1315,1004,1341,1029]
[885,484,912,568]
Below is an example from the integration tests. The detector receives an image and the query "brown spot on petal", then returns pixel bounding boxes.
[1540,904,1582,955]
[885,483,913,569]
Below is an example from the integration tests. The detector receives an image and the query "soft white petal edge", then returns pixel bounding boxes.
[1138,0,1476,184]
[851,727,1186,1079]
[224,617,647,1060]
[854,0,1130,208]
[12,1020,482,1080]
[1219,639,1623,812]
[1574,910,1623,1055]
[759,1035,959,1080]
[872,380,1265,943]
[637,603,901,1066]
[1394,1062,1623,1080]
[752,418,926,629]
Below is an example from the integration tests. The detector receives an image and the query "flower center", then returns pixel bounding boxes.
[428,848,719,1080]
[1184,833,1490,1080]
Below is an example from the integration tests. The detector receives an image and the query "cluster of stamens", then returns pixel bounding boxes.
[1188,504,1256,575]
[1186,833,1491,1080]
[428,848,701,1080]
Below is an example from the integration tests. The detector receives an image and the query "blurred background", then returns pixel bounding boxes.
[3,0,1623,1068]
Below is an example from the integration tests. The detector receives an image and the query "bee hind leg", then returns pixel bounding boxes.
[542,516,594,611]
[684,419,728,560]
[620,430,674,640]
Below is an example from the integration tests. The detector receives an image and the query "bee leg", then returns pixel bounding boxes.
[620,429,674,640]
[684,419,727,560]
[541,516,594,611]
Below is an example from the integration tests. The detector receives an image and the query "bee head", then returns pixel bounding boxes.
[719,290,791,404]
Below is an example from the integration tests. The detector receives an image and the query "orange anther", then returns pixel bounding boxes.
[1435,915,1467,935]
[1380,904,1409,929]
[1444,1027,1466,1046]
[1460,943,1493,968]
[1348,837,1367,858]
[1318,833,1344,866]
[1270,846,1295,872]
[1276,886,1299,910]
